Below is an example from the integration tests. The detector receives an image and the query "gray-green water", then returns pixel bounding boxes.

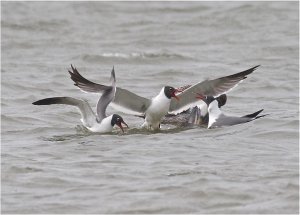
[1,1,299,214]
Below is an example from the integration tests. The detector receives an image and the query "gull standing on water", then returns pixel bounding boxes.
[33,67,128,133]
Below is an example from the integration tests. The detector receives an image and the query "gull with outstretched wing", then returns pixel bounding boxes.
[69,65,259,130]
[33,67,128,133]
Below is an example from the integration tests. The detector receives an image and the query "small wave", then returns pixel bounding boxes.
[43,135,85,142]
[167,170,217,177]
[8,166,44,174]
[40,125,194,141]
[81,51,193,63]
[2,19,68,33]
[1,114,39,125]
[252,130,299,140]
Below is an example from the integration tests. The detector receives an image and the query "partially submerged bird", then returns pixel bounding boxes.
[161,94,227,127]
[69,65,260,130]
[196,94,268,128]
[33,67,128,133]
[69,65,181,130]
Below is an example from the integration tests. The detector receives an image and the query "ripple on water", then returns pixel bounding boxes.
[2,1,299,214]
[80,51,194,64]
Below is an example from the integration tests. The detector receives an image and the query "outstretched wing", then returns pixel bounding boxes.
[69,64,111,92]
[33,97,96,127]
[69,65,151,116]
[169,65,260,114]
[96,67,116,122]
[110,88,151,116]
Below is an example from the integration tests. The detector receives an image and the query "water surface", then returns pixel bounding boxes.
[1,2,299,214]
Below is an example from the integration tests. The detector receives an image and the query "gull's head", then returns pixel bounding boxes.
[216,94,227,108]
[197,94,227,108]
[164,86,180,101]
[111,114,129,133]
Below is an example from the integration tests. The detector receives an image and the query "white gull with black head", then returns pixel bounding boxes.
[68,65,260,130]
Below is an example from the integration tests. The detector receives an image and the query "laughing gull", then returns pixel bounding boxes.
[69,65,259,130]
[69,65,180,130]
[33,67,128,133]
[196,94,268,128]
[161,94,227,127]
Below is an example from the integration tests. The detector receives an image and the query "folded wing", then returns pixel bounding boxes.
[213,109,267,127]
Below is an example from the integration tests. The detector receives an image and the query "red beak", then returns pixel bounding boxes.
[173,94,180,101]
[175,88,183,94]
[195,93,205,100]
[116,121,129,133]
[122,121,129,128]
[173,89,181,101]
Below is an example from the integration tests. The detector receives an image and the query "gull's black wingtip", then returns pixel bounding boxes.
[228,65,261,79]
[111,65,116,82]
[252,65,261,71]
[32,99,47,105]
[255,113,269,120]
[32,99,44,105]
[112,66,115,75]
[243,109,264,118]
[32,97,66,106]
[247,65,261,73]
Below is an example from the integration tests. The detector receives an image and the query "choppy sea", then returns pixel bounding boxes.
[1,1,299,214]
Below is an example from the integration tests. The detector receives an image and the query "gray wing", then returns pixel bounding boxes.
[69,64,111,92]
[96,67,116,122]
[32,97,96,127]
[212,109,266,127]
[110,87,151,115]
[213,114,253,127]
[169,65,260,114]
[69,65,151,116]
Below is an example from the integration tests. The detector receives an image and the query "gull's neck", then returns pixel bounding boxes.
[88,115,113,133]
[155,87,169,99]
[208,100,222,128]
[152,87,171,107]
[144,87,172,130]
